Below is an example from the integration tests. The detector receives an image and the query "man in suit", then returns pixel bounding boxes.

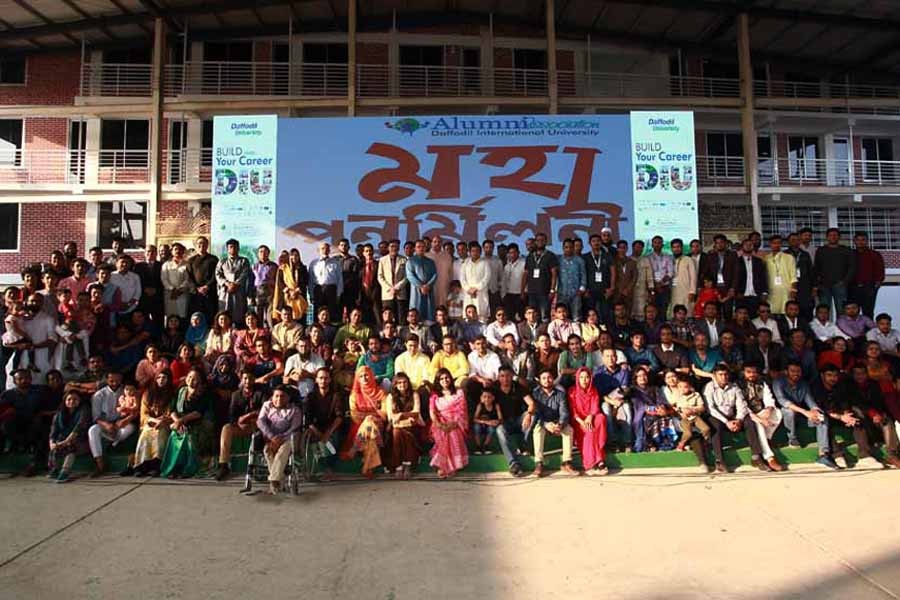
[733,237,769,318]
[786,232,815,320]
[377,239,409,325]
[699,234,738,320]
[744,327,785,380]
[776,300,812,343]
[516,305,548,351]
[691,300,726,348]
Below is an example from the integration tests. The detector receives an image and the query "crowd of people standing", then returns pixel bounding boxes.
[1,225,899,493]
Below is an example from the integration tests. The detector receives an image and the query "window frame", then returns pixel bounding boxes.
[99,119,150,169]
[0,203,21,252]
[787,135,820,180]
[0,118,24,168]
[97,201,148,250]
[860,137,895,183]
[705,131,744,180]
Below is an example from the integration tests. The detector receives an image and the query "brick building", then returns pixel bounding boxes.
[1,0,900,283]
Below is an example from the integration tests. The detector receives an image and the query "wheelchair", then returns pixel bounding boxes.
[240,425,321,496]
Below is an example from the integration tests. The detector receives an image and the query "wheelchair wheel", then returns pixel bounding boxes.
[289,467,300,496]
[301,432,320,482]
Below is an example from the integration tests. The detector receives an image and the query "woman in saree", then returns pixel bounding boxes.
[234,311,268,367]
[135,344,169,389]
[204,311,235,368]
[160,366,214,479]
[272,248,309,326]
[567,367,608,475]
[631,365,679,452]
[339,365,387,478]
[133,369,175,477]
[386,372,424,479]
[429,368,468,478]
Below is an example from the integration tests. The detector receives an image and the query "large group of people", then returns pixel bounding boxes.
[1,226,899,495]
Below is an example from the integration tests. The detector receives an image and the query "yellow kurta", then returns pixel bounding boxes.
[764,251,797,314]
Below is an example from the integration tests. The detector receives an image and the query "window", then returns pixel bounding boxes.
[0,57,25,84]
[0,119,23,167]
[202,120,213,167]
[758,136,773,183]
[861,138,895,182]
[103,48,152,64]
[0,203,19,250]
[203,42,253,62]
[513,49,547,95]
[761,205,828,246]
[303,43,347,64]
[400,45,444,91]
[788,136,820,179]
[837,206,900,250]
[705,132,743,179]
[301,43,348,94]
[98,201,147,249]
[100,119,149,168]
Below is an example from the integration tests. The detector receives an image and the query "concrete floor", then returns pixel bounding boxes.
[0,465,898,600]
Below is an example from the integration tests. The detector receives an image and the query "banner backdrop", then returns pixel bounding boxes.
[630,111,699,242]
[211,112,697,259]
[211,114,278,259]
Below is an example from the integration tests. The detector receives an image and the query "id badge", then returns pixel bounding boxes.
[532,268,541,279]
[774,275,783,286]
[717,272,725,285]
[796,268,801,279]
[594,272,603,283]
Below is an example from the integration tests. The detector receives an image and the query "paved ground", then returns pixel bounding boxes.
[0,465,898,600]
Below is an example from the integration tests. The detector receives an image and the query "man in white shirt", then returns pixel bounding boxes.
[501,243,526,321]
[484,306,519,350]
[87,371,134,476]
[752,302,783,345]
[109,255,142,319]
[866,313,900,357]
[309,242,344,323]
[460,242,491,321]
[810,303,848,345]
[483,240,504,317]
[464,335,501,411]
[283,337,324,401]
[22,293,58,382]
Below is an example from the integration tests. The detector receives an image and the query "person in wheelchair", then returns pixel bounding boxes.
[255,385,303,495]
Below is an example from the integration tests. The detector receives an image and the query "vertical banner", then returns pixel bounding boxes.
[630,111,698,243]
[211,114,278,259]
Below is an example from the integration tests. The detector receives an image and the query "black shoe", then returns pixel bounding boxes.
[215,464,231,481]
[750,457,771,472]
[119,466,135,477]
[509,463,524,477]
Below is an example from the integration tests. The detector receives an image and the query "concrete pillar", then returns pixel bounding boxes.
[347,0,357,116]
[737,12,760,232]
[186,117,203,186]
[148,17,166,244]
[84,118,100,185]
[546,0,558,114]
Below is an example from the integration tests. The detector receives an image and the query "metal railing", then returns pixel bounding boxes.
[697,155,900,188]
[0,149,150,185]
[163,148,213,185]
[80,63,153,97]
[165,61,348,96]
[559,71,741,98]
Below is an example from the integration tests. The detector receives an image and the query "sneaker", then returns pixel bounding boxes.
[856,456,884,470]
[788,439,802,449]
[215,464,231,481]
[474,449,483,456]
[56,471,71,484]
[834,455,848,469]
[816,455,839,470]
[560,462,582,476]
[533,462,546,478]
[484,448,493,455]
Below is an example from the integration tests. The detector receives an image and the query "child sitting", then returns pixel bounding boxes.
[693,277,724,320]
[670,375,711,451]
[116,383,142,476]
[472,388,503,455]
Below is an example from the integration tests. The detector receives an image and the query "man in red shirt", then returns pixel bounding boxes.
[851,232,885,319]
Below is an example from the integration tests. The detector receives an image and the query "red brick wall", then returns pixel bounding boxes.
[0,53,80,106]
[0,202,85,273]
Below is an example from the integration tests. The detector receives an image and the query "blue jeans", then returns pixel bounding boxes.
[781,408,830,455]
[602,400,633,447]
[496,414,533,466]
[818,283,848,321]
[473,423,498,442]
[527,293,551,322]
[557,292,582,322]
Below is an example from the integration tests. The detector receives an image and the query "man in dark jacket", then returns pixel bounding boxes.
[732,238,768,318]
[699,234,738,319]
[814,228,856,320]
[786,232,815,320]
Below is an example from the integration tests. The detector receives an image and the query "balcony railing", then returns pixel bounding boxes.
[166,61,348,96]
[697,155,900,188]
[559,72,741,98]
[0,149,150,185]
[80,63,153,97]
[163,148,213,185]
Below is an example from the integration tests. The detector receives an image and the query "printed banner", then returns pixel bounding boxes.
[276,114,635,259]
[211,114,278,260]
[630,111,699,243]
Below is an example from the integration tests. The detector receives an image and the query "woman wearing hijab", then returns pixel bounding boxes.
[209,353,239,433]
[429,368,469,478]
[631,365,679,452]
[567,366,608,475]
[272,248,309,326]
[184,312,209,355]
[133,369,175,477]
[47,391,91,483]
[339,365,387,478]
[386,372,424,479]
[160,366,214,479]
